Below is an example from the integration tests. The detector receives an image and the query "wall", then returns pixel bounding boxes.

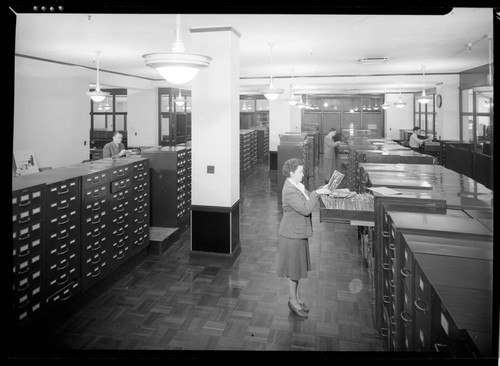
[384,93,414,140]
[436,81,460,140]
[13,56,158,169]
[14,57,90,169]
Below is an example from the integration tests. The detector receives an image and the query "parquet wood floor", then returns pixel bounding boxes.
[39,160,386,357]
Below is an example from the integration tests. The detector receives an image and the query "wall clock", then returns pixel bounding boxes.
[436,94,442,108]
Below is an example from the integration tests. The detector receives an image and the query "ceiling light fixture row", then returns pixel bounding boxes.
[262,42,284,101]
[416,65,432,105]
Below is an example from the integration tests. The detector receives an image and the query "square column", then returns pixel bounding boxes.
[190,26,241,262]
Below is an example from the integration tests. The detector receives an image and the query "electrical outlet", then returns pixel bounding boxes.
[207,165,215,174]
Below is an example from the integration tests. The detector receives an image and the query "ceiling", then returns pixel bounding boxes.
[13,7,494,95]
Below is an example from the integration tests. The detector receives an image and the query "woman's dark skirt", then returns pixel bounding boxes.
[277,236,311,281]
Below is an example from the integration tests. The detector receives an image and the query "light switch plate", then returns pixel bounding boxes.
[207,165,215,174]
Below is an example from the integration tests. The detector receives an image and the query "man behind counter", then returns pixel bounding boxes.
[102,131,132,158]
[409,126,433,150]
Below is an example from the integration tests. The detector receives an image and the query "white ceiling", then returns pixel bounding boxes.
[13,8,494,95]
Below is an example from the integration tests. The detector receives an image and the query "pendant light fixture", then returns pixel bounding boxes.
[262,42,284,101]
[473,35,493,100]
[103,96,111,111]
[417,65,432,104]
[394,87,407,109]
[174,89,185,107]
[86,51,109,103]
[143,14,212,85]
[285,69,301,105]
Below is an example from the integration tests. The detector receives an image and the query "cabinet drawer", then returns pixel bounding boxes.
[46,223,79,247]
[110,200,129,215]
[12,204,43,229]
[82,223,107,243]
[46,178,79,203]
[82,171,108,190]
[46,281,80,311]
[109,166,130,181]
[132,181,148,195]
[110,212,130,231]
[12,185,44,213]
[131,232,148,248]
[109,188,131,204]
[82,236,107,257]
[46,253,79,294]
[12,252,42,281]
[111,243,131,263]
[13,267,42,293]
[131,170,148,184]
[131,160,148,173]
[82,210,108,233]
[46,208,79,233]
[46,236,78,261]
[12,283,43,326]
[82,198,108,216]
[83,185,108,204]
[13,222,43,254]
[131,192,148,207]
[46,194,79,218]
[110,177,131,193]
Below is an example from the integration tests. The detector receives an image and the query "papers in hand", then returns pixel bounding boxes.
[368,187,402,195]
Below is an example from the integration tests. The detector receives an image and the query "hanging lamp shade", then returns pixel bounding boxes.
[285,69,301,105]
[86,51,110,102]
[394,88,406,109]
[262,42,284,101]
[174,89,185,106]
[143,14,212,85]
[417,65,432,104]
[473,35,493,99]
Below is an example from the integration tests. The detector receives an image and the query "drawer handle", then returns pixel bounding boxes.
[137,197,144,203]
[18,282,29,292]
[136,218,144,224]
[116,241,125,248]
[58,275,69,285]
[58,188,69,195]
[119,182,126,189]
[19,233,31,241]
[382,295,391,304]
[414,299,429,312]
[91,218,101,225]
[117,195,125,201]
[91,231,101,238]
[58,262,69,271]
[117,171,124,176]
[382,263,390,271]
[380,328,388,338]
[58,217,69,225]
[117,218,125,224]
[389,316,396,326]
[60,290,72,301]
[137,207,144,213]
[117,229,124,236]
[137,228,144,235]
[92,191,101,198]
[18,265,30,275]
[91,257,101,265]
[19,200,31,207]
[117,252,125,260]
[382,231,389,238]
[91,204,101,212]
[400,268,411,277]
[136,187,144,192]
[137,176,144,181]
[388,243,396,251]
[19,217,31,224]
[117,206,125,212]
[18,249,30,258]
[136,237,144,246]
[400,312,412,322]
[18,298,29,309]
[389,280,395,288]
[92,244,101,251]
[58,232,69,240]
[58,247,69,255]
[92,178,101,184]
[59,203,70,210]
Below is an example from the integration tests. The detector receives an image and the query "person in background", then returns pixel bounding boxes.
[409,126,433,150]
[323,128,342,184]
[102,132,132,158]
[277,158,331,319]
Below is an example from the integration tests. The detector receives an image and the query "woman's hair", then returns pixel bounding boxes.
[282,158,303,177]
[329,128,337,132]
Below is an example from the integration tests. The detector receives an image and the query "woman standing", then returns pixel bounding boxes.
[323,128,342,184]
[277,158,331,318]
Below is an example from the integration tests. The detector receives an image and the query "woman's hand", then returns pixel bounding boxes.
[315,187,331,195]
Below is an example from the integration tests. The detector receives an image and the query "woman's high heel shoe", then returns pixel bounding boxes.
[288,301,308,318]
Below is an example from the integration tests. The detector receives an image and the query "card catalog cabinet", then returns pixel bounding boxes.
[253,126,269,162]
[11,156,150,335]
[141,146,190,228]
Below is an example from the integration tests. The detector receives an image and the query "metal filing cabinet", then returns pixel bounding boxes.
[383,211,493,352]
[43,172,81,313]
[413,254,493,357]
[399,232,493,353]
[240,129,258,177]
[253,126,269,162]
[129,158,150,251]
[12,182,45,327]
[141,146,190,228]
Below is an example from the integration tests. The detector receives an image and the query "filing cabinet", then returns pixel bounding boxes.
[240,129,258,177]
[12,183,45,327]
[11,156,150,336]
[141,146,190,228]
[253,126,269,162]
[382,210,492,353]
